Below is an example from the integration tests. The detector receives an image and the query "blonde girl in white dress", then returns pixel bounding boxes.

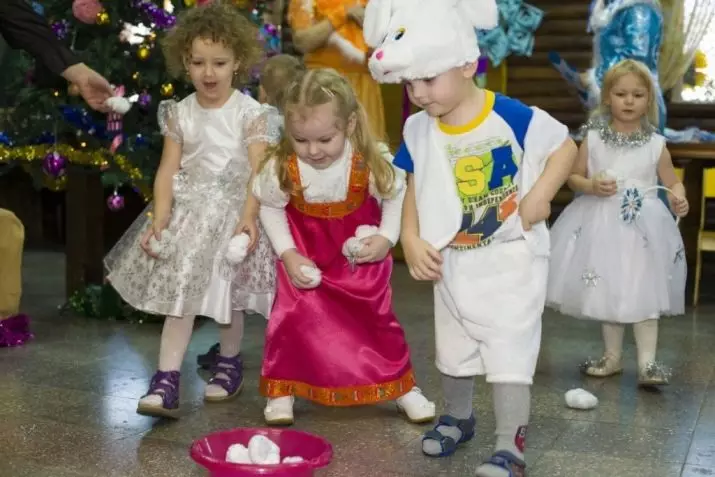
[547,59,689,387]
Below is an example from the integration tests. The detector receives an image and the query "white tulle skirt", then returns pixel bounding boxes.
[547,192,686,323]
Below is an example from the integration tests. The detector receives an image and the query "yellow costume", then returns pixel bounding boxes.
[0,209,31,347]
[288,0,386,139]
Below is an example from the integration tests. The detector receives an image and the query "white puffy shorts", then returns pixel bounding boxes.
[434,239,547,385]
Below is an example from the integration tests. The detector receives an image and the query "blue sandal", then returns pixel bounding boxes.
[421,414,476,457]
[478,450,526,477]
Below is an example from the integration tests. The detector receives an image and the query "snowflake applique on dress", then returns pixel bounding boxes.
[620,187,644,224]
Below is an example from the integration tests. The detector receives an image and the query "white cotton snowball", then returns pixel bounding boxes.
[105,96,132,114]
[147,230,174,259]
[225,443,252,464]
[342,237,363,258]
[299,265,321,288]
[225,233,251,264]
[355,225,379,240]
[247,435,281,465]
[564,388,598,410]
[282,456,305,464]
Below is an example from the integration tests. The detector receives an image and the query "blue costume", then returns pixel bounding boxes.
[586,0,665,131]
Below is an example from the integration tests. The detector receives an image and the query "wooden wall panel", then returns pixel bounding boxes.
[506,1,592,131]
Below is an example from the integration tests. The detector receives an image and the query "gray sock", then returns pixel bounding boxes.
[422,374,475,456]
[475,383,530,477]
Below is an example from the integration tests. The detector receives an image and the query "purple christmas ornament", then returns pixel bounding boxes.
[42,151,67,178]
[107,191,125,211]
[138,92,152,108]
[52,20,71,40]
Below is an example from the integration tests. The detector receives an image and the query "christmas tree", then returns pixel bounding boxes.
[1,0,280,213]
[0,0,281,323]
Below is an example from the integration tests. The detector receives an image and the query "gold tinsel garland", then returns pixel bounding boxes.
[0,144,151,199]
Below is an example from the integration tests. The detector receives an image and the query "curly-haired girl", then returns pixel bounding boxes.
[253,68,435,425]
[104,2,281,419]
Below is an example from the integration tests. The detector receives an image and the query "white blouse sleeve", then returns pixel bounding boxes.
[373,143,406,245]
[243,105,282,146]
[157,100,182,144]
[253,159,296,257]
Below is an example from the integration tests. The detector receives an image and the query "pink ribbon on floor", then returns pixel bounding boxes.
[107,85,125,153]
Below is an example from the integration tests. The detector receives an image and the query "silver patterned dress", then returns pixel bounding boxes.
[104,91,281,323]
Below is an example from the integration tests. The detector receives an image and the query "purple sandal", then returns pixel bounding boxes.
[204,354,244,402]
[137,370,181,419]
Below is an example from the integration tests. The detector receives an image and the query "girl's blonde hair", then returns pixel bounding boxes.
[261,68,395,197]
[597,59,659,127]
[260,54,305,109]
[161,3,262,86]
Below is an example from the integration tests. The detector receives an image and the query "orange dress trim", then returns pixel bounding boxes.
[287,153,370,219]
[259,371,416,406]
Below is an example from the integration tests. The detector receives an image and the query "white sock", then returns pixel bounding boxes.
[142,315,195,404]
[205,311,245,398]
[633,319,658,369]
[602,322,625,361]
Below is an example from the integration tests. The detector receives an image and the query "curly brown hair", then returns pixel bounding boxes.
[161,3,262,86]
[260,68,395,198]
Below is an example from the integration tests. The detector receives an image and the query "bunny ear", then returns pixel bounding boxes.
[363,0,394,47]
[456,0,499,30]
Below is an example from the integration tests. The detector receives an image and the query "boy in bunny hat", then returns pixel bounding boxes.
[363,0,577,475]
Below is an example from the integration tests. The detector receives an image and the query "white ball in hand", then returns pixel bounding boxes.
[147,230,174,259]
[225,233,251,264]
[342,237,363,257]
[105,96,132,114]
[355,225,379,240]
[564,388,598,410]
[299,265,321,288]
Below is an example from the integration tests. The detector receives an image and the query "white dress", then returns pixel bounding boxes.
[104,91,281,323]
[547,129,686,323]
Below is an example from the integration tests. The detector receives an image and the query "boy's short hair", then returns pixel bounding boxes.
[260,54,305,108]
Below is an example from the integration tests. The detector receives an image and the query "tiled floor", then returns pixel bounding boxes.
[2,251,715,476]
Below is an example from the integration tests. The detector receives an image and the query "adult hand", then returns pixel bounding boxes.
[61,63,114,112]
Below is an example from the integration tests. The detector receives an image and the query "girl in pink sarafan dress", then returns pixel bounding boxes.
[253,68,436,426]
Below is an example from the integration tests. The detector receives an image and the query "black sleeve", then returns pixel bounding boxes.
[0,0,79,77]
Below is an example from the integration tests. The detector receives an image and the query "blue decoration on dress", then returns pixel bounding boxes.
[620,187,644,223]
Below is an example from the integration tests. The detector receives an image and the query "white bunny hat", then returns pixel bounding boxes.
[363,0,499,83]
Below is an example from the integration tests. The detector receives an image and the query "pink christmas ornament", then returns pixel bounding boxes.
[72,0,104,24]
[107,191,125,211]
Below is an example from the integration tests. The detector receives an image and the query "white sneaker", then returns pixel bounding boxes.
[264,396,295,426]
[396,387,436,423]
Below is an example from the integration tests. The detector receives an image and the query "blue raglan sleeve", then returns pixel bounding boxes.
[392,142,414,173]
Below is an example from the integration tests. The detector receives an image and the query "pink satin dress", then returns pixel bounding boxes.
[259,153,415,406]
